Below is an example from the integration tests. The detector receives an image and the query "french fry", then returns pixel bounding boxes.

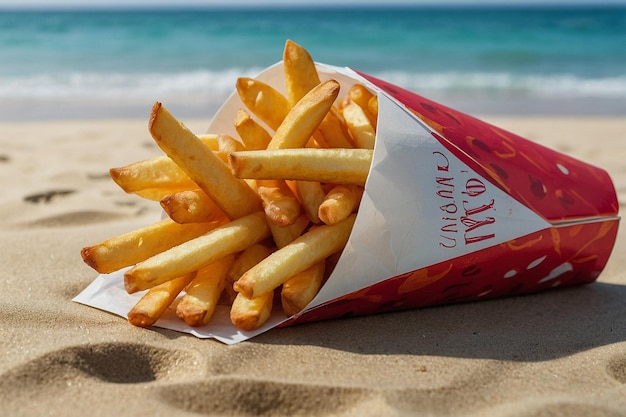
[236,77,291,131]
[133,187,190,202]
[109,156,198,194]
[229,148,373,186]
[217,133,246,163]
[256,180,301,226]
[197,133,221,150]
[316,110,354,149]
[226,244,275,331]
[229,218,308,331]
[124,211,270,293]
[295,180,326,224]
[225,243,273,285]
[149,102,262,220]
[230,290,274,331]
[109,133,220,196]
[81,218,223,274]
[268,213,310,249]
[368,95,378,120]
[346,84,377,129]
[160,189,228,224]
[127,272,196,328]
[342,101,376,150]
[318,185,364,225]
[234,214,356,299]
[267,79,340,150]
[283,38,321,106]
[234,109,272,150]
[175,255,235,326]
[281,261,325,316]
[282,39,353,149]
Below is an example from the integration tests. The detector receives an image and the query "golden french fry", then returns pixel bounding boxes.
[267,79,340,150]
[268,213,310,249]
[236,77,291,131]
[229,148,373,186]
[175,255,235,326]
[283,39,321,106]
[256,180,301,226]
[160,189,228,224]
[124,211,270,293]
[211,133,245,166]
[342,101,376,149]
[217,133,246,154]
[149,102,262,220]
[234,214,355,299]
[368,95,378,119]
[281,261,325,316]
[197,133,220,150]
[318,185,363,225]
[133,187,191,202]
[315,110,354,148]
[346,84,377,129]
[295,180,326,224]
[109,133,220,196]
[81,218,223,274]
[225,243,273,285]
[127,272,196,328]
[109,156,198,194]
[281,39,352,148]
[234,109,272,150]
[230,290,274,331]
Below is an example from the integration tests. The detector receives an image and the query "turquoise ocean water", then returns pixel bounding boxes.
[0,5,625,120]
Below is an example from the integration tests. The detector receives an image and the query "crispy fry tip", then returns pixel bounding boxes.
[108,167,120,181]
[148,101,163,132]
[233,280,254,300]
[159,194,176,214]
[178,311,206,327]
[80,247,98,270]
[230,316,259,332]
[127,313,153,328]
[123,272,139,294]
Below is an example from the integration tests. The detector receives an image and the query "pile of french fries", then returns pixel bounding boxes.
[81,40,379,331]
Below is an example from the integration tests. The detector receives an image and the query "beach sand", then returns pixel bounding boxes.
[1,115,625,416]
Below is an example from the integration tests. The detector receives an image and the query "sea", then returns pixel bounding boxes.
[1,4,625,120]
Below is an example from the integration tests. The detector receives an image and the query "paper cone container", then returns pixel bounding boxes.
[74,62,620,344]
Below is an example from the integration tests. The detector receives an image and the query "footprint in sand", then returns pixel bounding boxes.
[23,189,76,204]
[0,343,199,388]
[156,378,374,416]
[607,352,626,384]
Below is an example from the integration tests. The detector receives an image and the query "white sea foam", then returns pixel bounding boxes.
[375,71,626,99]
[0,68,265,100]
[2,69,625,101]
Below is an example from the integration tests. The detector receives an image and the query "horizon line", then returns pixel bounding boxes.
[1,1,626,11]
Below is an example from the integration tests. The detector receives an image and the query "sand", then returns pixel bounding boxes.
[1,115,625,416]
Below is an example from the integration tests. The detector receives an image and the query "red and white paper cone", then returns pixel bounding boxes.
[75,62,620,344]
